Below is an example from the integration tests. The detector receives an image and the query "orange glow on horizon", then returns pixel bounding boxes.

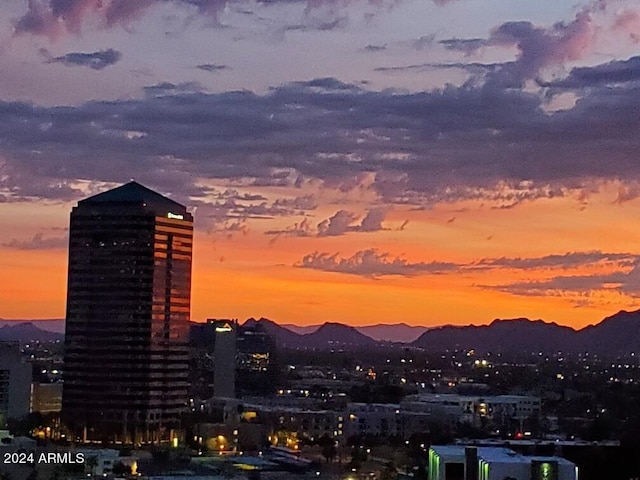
[1,182,640,330]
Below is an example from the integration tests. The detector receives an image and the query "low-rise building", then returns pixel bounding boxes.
[428,445,578,480]
[405,393,541,426]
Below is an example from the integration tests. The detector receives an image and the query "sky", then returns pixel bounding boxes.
[1,0,640,328]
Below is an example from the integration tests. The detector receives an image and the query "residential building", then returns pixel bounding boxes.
[428,445,578,480]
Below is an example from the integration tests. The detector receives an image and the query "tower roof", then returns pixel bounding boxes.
[78,181,189,217]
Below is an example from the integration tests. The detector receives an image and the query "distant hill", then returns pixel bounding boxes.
[411,310,640,356]
[300,322,377,348]
[282,322,429,343]
[243,318,304,348]
[357,323,429,343]
[0,319,65,334]
[4,309,640,355]
[243,318,377,349]
[0,322,64,343]
[281,324,320,335]
[411,318,575,354]
[577,309,640,355]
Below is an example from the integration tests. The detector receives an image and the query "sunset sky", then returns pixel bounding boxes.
[1,0,640,328]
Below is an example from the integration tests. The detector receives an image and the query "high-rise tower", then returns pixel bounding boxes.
[61,181,193,444]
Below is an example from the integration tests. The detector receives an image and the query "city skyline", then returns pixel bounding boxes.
[1,0,640,328]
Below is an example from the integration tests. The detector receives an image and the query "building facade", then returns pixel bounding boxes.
[212,319,238,399]
[429,445,578,480]
[61,181,193,444]
[0,342,32,426]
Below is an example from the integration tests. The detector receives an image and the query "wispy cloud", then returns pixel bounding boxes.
[297,249,640,279]
[2,233,68,250]
[197,63,231,73]
[13,0,458,39]
[298,249,460,277]
[474,251,638,270]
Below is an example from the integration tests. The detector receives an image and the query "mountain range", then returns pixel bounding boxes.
[3,310,640,356]
[410,310,640,355]
[0,322,64,342]
[282,322,429,343]
[0,318,65,333]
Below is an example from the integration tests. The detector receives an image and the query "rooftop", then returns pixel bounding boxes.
[431,445,577,466]
[77,181,190,218]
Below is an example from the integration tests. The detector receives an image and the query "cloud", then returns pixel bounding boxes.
[477,252,640,303]
[541,56,640,89]
[413,34,436,50]
[2,72,640,208]
[475,251,639,271]
[484,263,640,299]
[297,249,640,279]
[316,208,389,236]
[359,207,387,232]
[14,0,457,39]
[184,188,318,234]
[439,38,486,55]
[265,217,314,243]
[273,195,318,213]
[613,9,640,43]
[15,0,165,38]
[317,210,359,237]
[364,44,386,52]
[197,63,231,73]
[2,233,68,250]
[440,8,598,87]
[42,48,122,70]
[298,249,460,277]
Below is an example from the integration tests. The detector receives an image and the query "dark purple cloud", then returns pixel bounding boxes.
[483,262,640,303]
[1,68,640,207]
[42,48,122,70]
[265,217,314,240]
[297,249,640,278]
[363,44,386,52]
[439,37,485,55]
[14,0,456,38]
[474,251,639,271]
[541,56,640,89]
[440,9,596,87]
[316,208,390,236]
[197,63,232,72]
[298,249,460,277]
[316,210,359,237]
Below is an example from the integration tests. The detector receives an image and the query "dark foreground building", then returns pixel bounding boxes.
[61,181,193,444]
[189,320,278,400]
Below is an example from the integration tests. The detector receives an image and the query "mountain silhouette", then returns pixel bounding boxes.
[300,322,377,348]
[0,322,64,343]
[242,318,376,349]
[412,309,640,355]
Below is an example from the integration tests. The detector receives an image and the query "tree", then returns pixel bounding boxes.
[7,412,44,437]
[321,443,337,463]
